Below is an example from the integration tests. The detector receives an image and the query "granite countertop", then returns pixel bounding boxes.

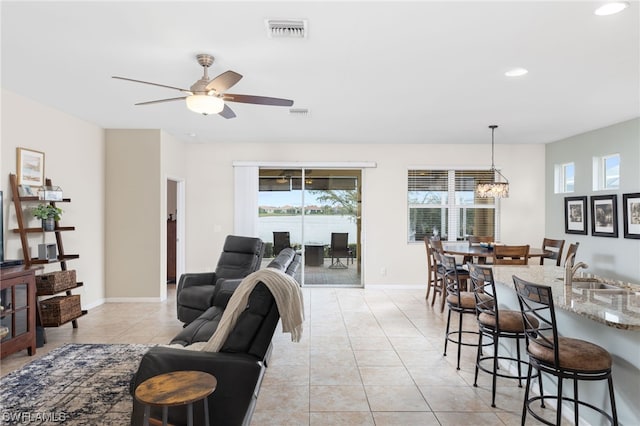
[491,265,640,331]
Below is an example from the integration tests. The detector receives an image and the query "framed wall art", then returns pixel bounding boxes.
[564,196,587,235]
[622,192,640,239]
[16,147,45,187]
[591,194,618,238]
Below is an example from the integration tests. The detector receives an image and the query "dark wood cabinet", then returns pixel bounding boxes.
[1,266,37,358]
[167,218,176,283]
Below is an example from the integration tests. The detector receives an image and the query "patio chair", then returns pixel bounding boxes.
[273,231,291,256]
[329,232,352,269]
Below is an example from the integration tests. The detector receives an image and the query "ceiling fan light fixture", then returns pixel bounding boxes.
[186,95,224,115]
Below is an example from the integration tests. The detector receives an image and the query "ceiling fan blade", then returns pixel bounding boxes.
[112,76,192,93]
[134,96,187,106]
[219,104,237,119]
[205,71,243,93]
[223,94,294,107]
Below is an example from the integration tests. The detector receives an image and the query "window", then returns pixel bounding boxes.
[554,162,575,193]
[592,154,620,190]
[408,169,498,242]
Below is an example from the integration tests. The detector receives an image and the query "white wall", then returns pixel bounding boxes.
[1,89,106,308]
[104,129,187,301]
[183,142,546,286]
[545,118,640,282]
[105,129,162,300]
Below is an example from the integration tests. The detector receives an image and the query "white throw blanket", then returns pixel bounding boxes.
[194,267,304,352]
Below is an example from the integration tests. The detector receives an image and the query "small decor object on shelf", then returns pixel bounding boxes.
[16,147,45,187]
[38,185,63,201]
[18,185,36,197]
[38,243,58,262]
[32,204,62,231]
[36,270,77,293]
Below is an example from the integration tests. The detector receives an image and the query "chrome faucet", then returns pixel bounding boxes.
[565,261,588,286]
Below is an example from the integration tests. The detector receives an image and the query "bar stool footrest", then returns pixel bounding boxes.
[525,395,617,426]
[477,355,535,382]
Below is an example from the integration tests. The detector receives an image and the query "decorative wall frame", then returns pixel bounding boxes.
[16,147,45,187]
[622,192,640,239]
[591,194,618,238]
[564,196,587,235]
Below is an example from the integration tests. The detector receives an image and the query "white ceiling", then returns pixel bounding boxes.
[2,1,638,145]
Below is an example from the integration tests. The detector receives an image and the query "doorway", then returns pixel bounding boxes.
[258,168,362,286]
[166,178,185,288]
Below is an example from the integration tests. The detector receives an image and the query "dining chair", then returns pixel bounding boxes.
[463,235,495,264]
[512,275,618,426]
[469,263,534,408]
[493,245,530,265]
[564,242,580,268]
[428,237,448,311]
[423,236,442,302]
[540,238,565,266]
[438,252,478,369]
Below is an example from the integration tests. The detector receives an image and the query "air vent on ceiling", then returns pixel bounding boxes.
[289,108,310,116]
[266,19,307,38]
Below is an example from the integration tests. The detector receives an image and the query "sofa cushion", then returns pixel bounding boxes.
[266,247,296,271]
[221,283,278,358]
[177,285,216,310]
[170,306,225,346]
[212,278,243,309]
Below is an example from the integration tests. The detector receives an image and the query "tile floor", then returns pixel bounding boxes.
[1,284,550,425]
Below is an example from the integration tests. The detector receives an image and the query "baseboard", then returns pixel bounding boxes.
[104,297,163,303]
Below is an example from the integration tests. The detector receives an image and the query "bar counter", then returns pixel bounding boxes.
[491,265,640,331]
[490,264,639,426]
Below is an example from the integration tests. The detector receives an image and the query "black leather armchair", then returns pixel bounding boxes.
[176,235,265,324]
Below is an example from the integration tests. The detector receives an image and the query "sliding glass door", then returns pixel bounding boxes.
[258,168,361,286]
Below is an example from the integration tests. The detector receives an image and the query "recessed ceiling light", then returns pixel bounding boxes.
[505,68,528,77]
[595,2,630,16]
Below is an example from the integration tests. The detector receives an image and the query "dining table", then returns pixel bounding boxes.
[442,242,549,263]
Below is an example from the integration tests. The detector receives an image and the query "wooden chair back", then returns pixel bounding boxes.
[540,238,565,266]
[493,245,530,265]
[468,235,494,246]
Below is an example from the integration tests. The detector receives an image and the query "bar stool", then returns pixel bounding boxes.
[438,252,483,370]
[135,370,217,426]
[512,276,618,426]
[468,263,537,408]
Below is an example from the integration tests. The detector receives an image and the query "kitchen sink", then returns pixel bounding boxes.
[572,281,623,290]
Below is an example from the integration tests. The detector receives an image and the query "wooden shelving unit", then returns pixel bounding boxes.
[9,174,87,333]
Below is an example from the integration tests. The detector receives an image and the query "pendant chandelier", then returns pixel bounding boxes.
[476,125,509,198]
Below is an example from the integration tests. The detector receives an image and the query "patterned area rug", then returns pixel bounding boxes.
[0,343,152,425]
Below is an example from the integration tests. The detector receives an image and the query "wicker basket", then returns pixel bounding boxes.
[39,295,81,327]
[36,270,77,293]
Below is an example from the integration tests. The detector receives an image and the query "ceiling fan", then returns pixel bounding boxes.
[112,54,294,119]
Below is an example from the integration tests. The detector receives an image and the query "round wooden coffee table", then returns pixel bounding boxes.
[135,370,217,426]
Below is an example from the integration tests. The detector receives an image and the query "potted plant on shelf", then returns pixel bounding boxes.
[32,204,62,231]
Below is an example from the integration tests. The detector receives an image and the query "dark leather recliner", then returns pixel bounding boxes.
[176,235,265,324]
[130,248,301,426]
